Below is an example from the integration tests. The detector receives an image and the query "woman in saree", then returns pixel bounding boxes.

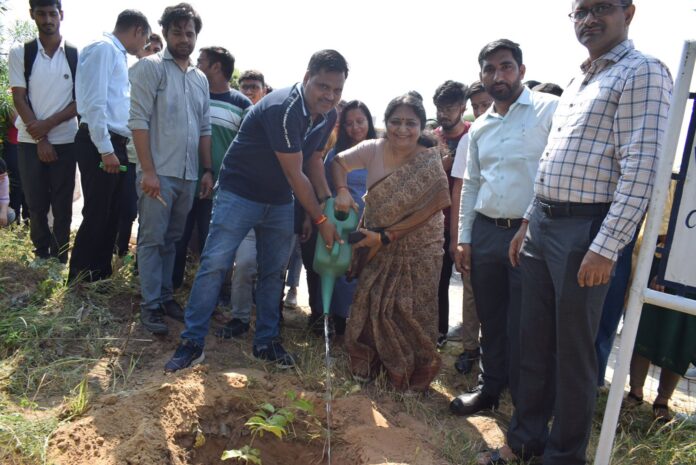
[330,94,450,391]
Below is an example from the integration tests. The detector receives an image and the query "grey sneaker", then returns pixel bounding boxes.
[140,306,169,335]
[283,287,298,308]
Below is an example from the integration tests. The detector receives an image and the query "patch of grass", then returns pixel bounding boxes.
[0,408,58,465]
[0,228,140,463]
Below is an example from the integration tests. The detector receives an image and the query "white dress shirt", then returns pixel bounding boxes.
[458,87,558,243]
[8,37,78,145]
[76,33,130,154]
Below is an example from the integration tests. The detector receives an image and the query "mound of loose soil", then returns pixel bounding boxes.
[48,365,451,465]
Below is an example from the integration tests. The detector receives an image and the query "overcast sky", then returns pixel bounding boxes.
[2,0,696,120]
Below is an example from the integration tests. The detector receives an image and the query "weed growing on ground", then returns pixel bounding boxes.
[221,390,319,464]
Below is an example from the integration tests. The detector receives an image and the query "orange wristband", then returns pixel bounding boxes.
[313,214,328,225]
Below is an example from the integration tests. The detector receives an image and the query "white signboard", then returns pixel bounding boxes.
[664,142,696,290]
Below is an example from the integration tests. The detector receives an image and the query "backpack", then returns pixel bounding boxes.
[23,38,78,102]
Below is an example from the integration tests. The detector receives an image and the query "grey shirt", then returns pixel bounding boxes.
[128,48,211,181]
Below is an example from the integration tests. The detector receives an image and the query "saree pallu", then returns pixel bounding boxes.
[346,149,450,391]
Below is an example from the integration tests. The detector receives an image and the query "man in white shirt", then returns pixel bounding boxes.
[68,10,150,284]
[450,39,558,416]
[9,0,78,264]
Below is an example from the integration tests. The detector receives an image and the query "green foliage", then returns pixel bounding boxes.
[0,19,37,142]
[221,445,262,464]
[222,391,317,464]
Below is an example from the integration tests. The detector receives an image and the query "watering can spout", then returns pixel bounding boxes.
[313,198,359,316]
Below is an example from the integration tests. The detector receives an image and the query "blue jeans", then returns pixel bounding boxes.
[181,189,294,347]
[137,174,196,309]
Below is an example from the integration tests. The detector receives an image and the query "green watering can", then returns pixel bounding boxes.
[313,198,359,315]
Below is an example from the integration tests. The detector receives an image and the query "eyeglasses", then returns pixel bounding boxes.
[568,2,626,22]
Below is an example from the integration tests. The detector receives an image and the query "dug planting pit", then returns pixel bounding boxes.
[47,365,446,465]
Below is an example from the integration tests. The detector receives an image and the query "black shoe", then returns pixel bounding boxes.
[140,306,169,335]
[253,339,296,369]
[164,340,205,373]
[450,389,499,416]
[454,348,481,374]
[216,318,250,339]
[437,333,448,349]
[161,299,185,322]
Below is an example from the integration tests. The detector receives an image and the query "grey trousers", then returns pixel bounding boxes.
[470,214,521,401]
[507,204,611,465]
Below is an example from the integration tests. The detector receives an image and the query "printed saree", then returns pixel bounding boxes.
[346,148,450,391]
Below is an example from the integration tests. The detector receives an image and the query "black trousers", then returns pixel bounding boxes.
[470,214,521,402]
[438,233,454,335]
[115,161,138,256]
[17,141,76,262]
[68,125,128,282]
[2,142,29,222]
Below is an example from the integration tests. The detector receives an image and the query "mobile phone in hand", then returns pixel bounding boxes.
[348,230,366,244]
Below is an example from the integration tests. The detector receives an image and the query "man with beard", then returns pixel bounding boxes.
[488,2,672,464]
[128,3,213,334]
[68,9,151,282]
[450,39,558,416]
[9,0,78,264]
[431,80,471,348]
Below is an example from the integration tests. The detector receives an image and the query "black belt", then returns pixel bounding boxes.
[478,213,523,229]
[78,123,130,145]
[536,198,611,218]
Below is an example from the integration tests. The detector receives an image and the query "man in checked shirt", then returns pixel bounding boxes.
[479,1,673,464]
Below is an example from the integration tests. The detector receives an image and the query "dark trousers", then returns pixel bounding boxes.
[438,233,454,335]
[594,230,638,386]
[300,228,322,318]
[17,142,76,262]
[507,204,610,465]
[115,161,138,256]
[68,125,128,282]
[173,196,212,289]
[470,214,521,401]
[2,142,29,222]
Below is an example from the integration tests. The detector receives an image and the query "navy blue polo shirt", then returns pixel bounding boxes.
[217,83,337,204]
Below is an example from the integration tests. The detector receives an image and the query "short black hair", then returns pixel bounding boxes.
[433,80,469,107]
[307,50,349,78]
[200,46,235,80]
[384,93,427,131]
[115,10,151,35]
[29,0,61,10]
[159,3,202,35]
[239,69,265,86]
[524,79,541,89]
[467,80,486,99]
[478,39,523,68]
[533,82,564,97]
